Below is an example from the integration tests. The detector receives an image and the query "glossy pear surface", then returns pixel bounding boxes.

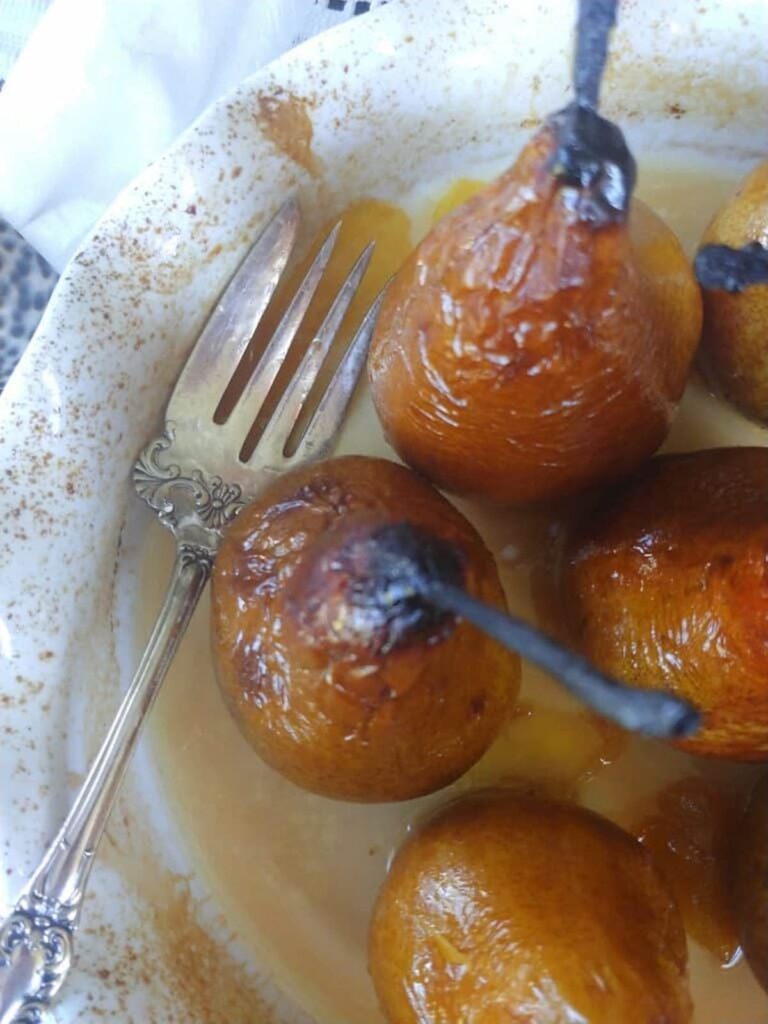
[699,158,768,421]
[211,456,519,801]
[369,124,702,504]
[369,790,691,1023]
[563,447,768,759]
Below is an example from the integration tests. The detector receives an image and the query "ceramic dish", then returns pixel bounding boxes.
[2,1,768,1021]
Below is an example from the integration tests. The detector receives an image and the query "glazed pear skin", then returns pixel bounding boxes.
[211,456,519,802]
[369,791,691,1024]
[564,447,768,759]
[734,774,768,993]
[700,159,768,421]
[369,122,702,504]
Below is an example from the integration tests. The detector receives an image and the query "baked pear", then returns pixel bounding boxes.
[563,447,768,759]
[733,773,768,993]
[369,0,701,506]
[211,455,519,801]
[369,790,691,1023]
[696,159,768,421]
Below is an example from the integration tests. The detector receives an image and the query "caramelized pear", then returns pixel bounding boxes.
[696,159,768,421]
[211,456,519,802]
[563,447,768,759]
[733,773,768,993]
[369,790,691,1024]
[369,116,701,504]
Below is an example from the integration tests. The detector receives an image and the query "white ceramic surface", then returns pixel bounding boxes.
[1,1,767,1021]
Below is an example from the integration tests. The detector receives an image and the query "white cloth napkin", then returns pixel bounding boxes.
[0,0,391,273]
[0,0,51,80]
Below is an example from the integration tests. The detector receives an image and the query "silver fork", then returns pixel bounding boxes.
[0,198,380,1024]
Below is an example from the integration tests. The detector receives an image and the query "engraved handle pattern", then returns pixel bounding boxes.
[0,431,247,1024]
[0,890,74,1024]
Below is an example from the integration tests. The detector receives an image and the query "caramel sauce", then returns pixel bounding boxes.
[461,704,628,801]
[143,156,768,1024]
[428,178,486,223]
[634,778,743,966]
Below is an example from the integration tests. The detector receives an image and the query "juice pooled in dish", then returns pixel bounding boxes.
[563,447,768,760]
[369,790,692,1023]
[369,97,701,504]
[210,455,519,802]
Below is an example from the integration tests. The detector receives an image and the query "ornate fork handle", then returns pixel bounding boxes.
[0,430,243,1024]
[0,195,376,1022]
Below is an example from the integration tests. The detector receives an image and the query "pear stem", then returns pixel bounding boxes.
[547,0,633,224]
[573,0,620,111]
[360,523,700,740]
[422,579,700,740]
[695,242,768,293]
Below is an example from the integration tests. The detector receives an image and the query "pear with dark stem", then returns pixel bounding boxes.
[211,455,697,803]
[211,456,519,802]
[369,0,701,505]
[695,159,768,422]
[563,446,768,759]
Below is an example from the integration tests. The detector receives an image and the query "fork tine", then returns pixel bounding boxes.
[166,197,300,423]
[292,289,385,462]
[251,241,375,462]
[220,220,341,444]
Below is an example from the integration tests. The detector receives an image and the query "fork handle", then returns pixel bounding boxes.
[0,542,211,1024]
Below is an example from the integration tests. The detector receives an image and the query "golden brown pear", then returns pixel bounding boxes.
[699,159,768,421]
[368,118,702,504]
[211,455,519,802]
[563,447,768,759]
[733,773,768,993]
[369,790,691,1024]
